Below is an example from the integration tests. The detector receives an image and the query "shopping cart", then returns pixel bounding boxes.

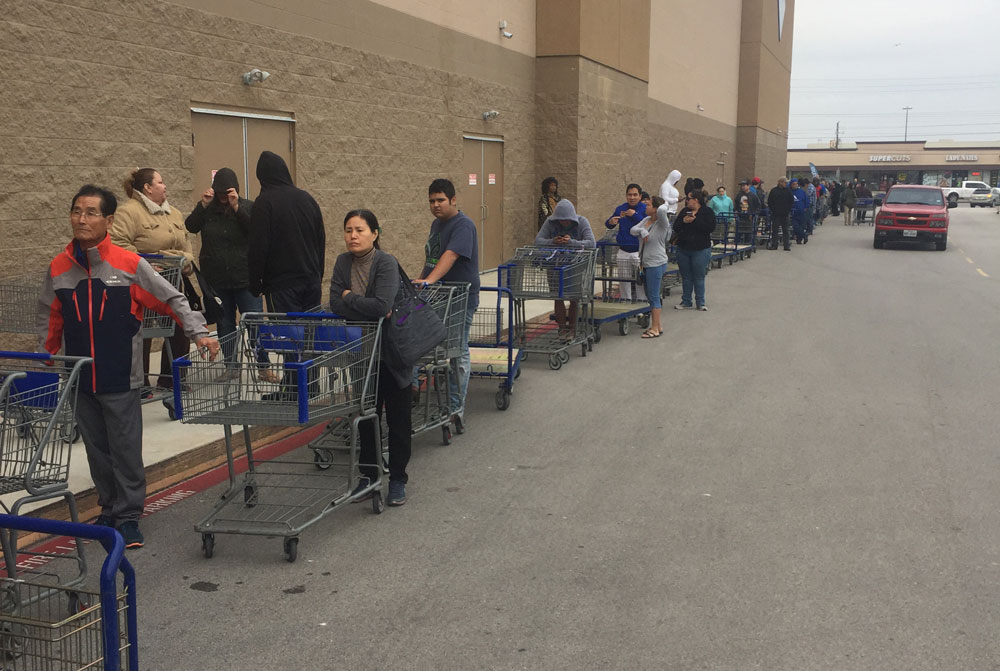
[0,272,47,335]
[172,312,384,562]
[499,247,595,371]
[469,286,521,411]
[411,283,470,445]
[589,240,678,340]
[137,254,187,412]
[0,352,91,594]
[0,514,138,671]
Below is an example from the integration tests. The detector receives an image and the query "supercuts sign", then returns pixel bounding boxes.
[869,155,911,162]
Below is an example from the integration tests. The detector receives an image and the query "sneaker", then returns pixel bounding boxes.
[117,521,144,549]
[387,481,407,507]
[674,303,692,310]
[698,305,708,311]
[350,477,373,502]
[92,514,114,528]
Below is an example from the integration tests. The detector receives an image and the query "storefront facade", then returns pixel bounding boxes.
[787,141,1000,191]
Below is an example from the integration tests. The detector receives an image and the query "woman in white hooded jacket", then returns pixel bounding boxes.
[630,201,673,338]
[658,169,682,217]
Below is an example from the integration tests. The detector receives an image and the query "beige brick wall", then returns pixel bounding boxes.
[0,0,538,299]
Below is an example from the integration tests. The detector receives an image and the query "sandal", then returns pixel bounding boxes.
[641,330,661,338]
[258,368,281,383]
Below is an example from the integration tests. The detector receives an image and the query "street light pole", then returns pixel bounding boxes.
[903,106,912,141]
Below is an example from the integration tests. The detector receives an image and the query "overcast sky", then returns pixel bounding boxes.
[787,0,1000,148]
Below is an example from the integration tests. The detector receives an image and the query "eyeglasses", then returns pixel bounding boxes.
[70,208,105,220]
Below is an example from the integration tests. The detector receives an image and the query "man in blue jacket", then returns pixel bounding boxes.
[604,183,646,301]
[790,179,810,244]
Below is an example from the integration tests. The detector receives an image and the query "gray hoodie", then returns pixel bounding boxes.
[630,204,673,267]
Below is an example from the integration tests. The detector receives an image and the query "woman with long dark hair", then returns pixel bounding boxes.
[538,176,561,230]
[329,210,411,507]
[672,189,716,311]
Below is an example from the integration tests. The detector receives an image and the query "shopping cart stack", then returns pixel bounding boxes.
[171,312,384,562]
[411,282,469,445]
[499,247,595,371]
[0,352,91,599]
[469,287,521,411]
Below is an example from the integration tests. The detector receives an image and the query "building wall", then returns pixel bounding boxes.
[647,0,742,128]
[0,0,539,285]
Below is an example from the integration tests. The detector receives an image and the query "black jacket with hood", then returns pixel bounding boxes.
[248,151,326,296]
[185,167,254,290]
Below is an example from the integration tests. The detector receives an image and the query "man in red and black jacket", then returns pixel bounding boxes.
[37,184,219,548]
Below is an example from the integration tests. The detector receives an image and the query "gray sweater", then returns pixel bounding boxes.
[630,204,673,267]
[535,217,596,249]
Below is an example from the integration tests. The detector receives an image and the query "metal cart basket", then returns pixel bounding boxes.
[499,247,596,371]
[172,312,385,562]
[0,273,47,335]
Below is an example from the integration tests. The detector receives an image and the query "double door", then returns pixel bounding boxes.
[460,136,505,269]
[190,108,296,202]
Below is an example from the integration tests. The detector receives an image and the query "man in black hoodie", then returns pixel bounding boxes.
[248,151,326,311]
[766,177,794,251]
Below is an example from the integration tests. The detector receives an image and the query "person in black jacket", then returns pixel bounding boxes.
[185,168,274,375]
[329,209,411,507]
[672,189,716,311]
[766,176,794,251]
[248,151,326,311]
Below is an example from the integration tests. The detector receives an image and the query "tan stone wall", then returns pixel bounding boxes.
[0,0,537,296]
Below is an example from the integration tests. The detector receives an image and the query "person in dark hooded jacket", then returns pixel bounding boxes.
[186,168,274,373]
[248,151,326,311]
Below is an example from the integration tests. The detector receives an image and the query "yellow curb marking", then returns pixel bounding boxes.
[966,257,975,264]
[977,268,990,278]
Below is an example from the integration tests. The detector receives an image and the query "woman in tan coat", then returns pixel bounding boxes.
[112,168,195,392]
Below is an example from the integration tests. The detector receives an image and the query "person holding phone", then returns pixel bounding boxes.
[536,199,596,338]
[604,183,647,301]
[672,189,716,311]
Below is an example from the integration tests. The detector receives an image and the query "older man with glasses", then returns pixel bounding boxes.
[36,184,219,549]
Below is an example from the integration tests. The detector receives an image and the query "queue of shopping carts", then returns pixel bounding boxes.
[0,352,138,669]
[498,247,596,371]
[172,312,385,562]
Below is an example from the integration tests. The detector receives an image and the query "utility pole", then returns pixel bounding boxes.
[835,121,840,149]
[903,106,912,141]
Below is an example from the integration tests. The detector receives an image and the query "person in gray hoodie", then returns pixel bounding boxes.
[535,199,596,338]
[630,200,672,338]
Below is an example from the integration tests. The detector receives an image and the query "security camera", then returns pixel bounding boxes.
[499,20,513,39]
[242,69,270,85]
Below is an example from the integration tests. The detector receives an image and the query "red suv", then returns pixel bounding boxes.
[874,185,954,251]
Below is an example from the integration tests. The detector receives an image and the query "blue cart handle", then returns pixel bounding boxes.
[0,351,51,361]
[285,311,341,319]
[0,514,138,671]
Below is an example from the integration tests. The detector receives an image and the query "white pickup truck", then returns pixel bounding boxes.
[941,180,993,205]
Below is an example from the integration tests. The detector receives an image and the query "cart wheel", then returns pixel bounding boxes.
[201,533,215,559]
[637,314,650,329]
[372,490,385,515]
[442,425,452,445]
[67,591,89,615]
[283,537,298,563]
[244,485,257,508]
[618,319,629,336]
[557,350,570,364]
[313,449,333,470]
[495,389,511,411]
[162,398,177,421]
[520,351,528,361]
[514,366,521,380]
[453,415,465,435]
[581,342,587,357]
[547,354,562,370]
[593,326,603,343]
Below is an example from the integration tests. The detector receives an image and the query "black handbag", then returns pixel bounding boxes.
[183,264,223,325]
[382,265,446,369]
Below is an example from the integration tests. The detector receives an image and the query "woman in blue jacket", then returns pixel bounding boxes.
[789,179,810,244]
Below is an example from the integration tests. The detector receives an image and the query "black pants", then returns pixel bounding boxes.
[358,363,412,484]
[770,213,791,249]
[142,330,190,388]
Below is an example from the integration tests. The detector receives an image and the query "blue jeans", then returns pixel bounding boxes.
[674,248,710,308]
[216,287,264,363]
[450,294,479,414]
[643,263,668,309]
